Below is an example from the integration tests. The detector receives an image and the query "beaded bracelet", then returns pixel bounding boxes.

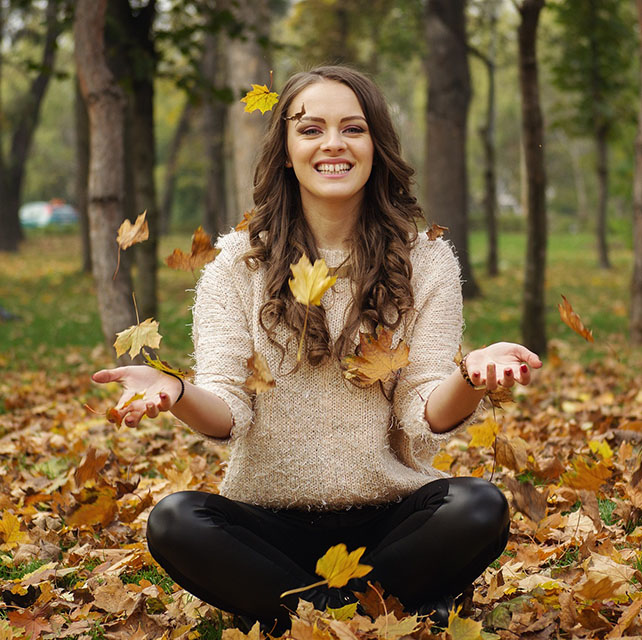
[459,354,486,391]
[163,371,185,404]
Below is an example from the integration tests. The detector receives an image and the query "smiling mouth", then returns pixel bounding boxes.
[315,162,353,175]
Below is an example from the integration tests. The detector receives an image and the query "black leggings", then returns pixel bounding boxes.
[146,477,509,629]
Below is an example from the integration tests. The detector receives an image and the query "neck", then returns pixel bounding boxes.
[301,197,361,251]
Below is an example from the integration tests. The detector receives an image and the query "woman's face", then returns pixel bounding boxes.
[285,80,374,213]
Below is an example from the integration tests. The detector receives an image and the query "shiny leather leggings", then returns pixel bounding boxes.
[146,477,508,630]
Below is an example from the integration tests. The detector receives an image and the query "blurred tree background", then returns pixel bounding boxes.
[1,0,642,349]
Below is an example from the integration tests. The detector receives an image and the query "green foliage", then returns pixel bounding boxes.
[598,498,618,525]
[0,558,47,581]
[548,0,637,138]
[121,565,176,594]
[192,611,227,640]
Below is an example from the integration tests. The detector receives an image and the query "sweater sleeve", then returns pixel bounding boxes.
[191,233,255,442]
[391,237,482,470]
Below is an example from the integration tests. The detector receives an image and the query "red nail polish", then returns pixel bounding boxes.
[505,368,512,376]
[520,364,528,373]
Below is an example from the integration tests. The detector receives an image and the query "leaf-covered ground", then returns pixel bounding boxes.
[1,231,641,639]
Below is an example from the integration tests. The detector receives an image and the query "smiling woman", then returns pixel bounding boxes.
[93,65,541,634]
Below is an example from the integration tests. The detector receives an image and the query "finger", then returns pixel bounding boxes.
[486,362,497,390]
[145,402,160,419]
[158,392,173,412]
[92,368,125,384]
[514,346,543,369]
[518,363,532,386]
[124,407,145,428]
[501,367,515,388]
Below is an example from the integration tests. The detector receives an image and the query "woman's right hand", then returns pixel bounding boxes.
[92,366,183,428]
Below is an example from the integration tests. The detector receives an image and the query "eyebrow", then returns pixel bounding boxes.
[297,115,367,124]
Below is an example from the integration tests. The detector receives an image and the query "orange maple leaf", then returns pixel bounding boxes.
[341,326,410,387]
[67,487,118,528]
[74,447,109,489]
[235,208,256,231]
[558,295,594,342]
[561,457,612,492]
[165,226,220,272]
[426,223,449,241]
[244,351,276,394]
[8,607,52,640]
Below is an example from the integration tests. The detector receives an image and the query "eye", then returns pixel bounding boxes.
[344,125,366,134]
[300,126,322,136]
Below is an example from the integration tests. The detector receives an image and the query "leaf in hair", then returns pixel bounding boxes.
[284,103,306,122]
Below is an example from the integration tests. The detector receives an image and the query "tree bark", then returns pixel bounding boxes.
[631,0,642,344]
[595,123,611,268]
[0,0,61,252]
[225,0,271,223]
[75,77,91,273]
[424,0,479,298]
[202,31,229,236]
[518,0,547,356]
[160,100,193,234]
[74,0,136,354]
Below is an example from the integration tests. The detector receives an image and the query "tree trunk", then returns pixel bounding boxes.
[225,0,271,223]
[565,135,589,225]
[424,0,479,298]
[518,0,547,357]
[160,100,193,234]
[74,0,136,354]
[75,77,91,273]
[202,31,229,236]
[0,0,60,252]
[595,123,611,269]
[631,0,642,344]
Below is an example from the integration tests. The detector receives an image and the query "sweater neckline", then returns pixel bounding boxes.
[317,246,349,268]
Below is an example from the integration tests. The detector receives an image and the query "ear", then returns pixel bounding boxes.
[285,158,292,168]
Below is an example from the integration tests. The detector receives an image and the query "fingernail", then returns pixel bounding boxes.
[160,392,167,399]
[520,364,528,373]
[505,368,513,376]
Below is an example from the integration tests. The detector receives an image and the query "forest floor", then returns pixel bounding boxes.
[0,228,641,640]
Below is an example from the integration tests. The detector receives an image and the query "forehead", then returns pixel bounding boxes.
[286,80,365,120]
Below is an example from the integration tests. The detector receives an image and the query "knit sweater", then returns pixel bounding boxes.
[191,230,476,510]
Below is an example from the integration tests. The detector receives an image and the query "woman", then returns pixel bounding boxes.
[93,66,541,632]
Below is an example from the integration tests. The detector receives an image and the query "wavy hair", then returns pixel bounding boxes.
[243,65,424,368]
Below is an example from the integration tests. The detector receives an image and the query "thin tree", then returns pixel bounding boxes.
[631,0,642,344]
[549,0,636,269]
[0,0,63,252]
[515,0,547,356]
[424,0,479,298]
[74,0,136,352]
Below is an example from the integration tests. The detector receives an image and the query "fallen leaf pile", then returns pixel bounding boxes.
[1,342,641,638]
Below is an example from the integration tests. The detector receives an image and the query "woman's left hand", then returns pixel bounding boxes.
[463,342,542,390]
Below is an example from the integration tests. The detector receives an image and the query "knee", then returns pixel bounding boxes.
[146,491,195,552]
[448,478,509,534]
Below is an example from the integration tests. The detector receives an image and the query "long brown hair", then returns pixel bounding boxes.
[243,65,424,367]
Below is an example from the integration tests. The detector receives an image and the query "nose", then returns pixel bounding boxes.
[321,128,346,152]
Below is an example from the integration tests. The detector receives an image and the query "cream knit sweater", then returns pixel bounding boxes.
[191,230,476,510]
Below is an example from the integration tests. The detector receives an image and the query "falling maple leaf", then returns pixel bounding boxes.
[143,351,188,379]
[113,210,149,279]
[244,351,276,394]
[289,254,337,361]
[74,447,109,488]
[165,226,220,272]
[240,82,279,114]
[113,318,162,360]
[341,326,410,387]
[558,295,594,342]
[316,544,373,588]
[235,208,256,231]
[426,223,449,241]
[284,103,306,122]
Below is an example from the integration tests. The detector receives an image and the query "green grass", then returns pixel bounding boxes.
[0,558,47,580]
[0,226,638,375]
[121,565,176,594]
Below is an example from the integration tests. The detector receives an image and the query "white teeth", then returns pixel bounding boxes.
[316,163,352,174]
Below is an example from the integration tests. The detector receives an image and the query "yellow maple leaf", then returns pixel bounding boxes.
[114,210,149,279]
[67,487,118,528]
[240,84,279,114]
[341,326,410,387]
[432,450,454,472]
[373,613,420,640]
[561,457,612,492]
[113,317,162,359]
[0,511,28,551]
[326,602,358,620]
[165,226,220,272]
[244,351,276,394]
[143,352,188,379]
[446,605,483,640]
[316,543,373,588]
[289,254,337,307]
[588,439,613,459]
[467,417,500,449]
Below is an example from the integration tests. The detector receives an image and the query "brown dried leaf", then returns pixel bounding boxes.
[558,295,594,342]
[426,223,449,241]
[117,211,149,251]
[74,447,109,489]
[66,487,118,528]
[235,208,256,231]
[7,608,52,640]
[244,351,276,394]
[165,226,220,272]
[503,476,547,523]
[354,581,406,620]
[341,326,410,387]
